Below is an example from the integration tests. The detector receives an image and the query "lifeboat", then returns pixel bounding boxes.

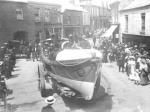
[38,37,102,101]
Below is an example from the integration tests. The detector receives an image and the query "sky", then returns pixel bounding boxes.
[7,0,122,6]
[31,0,122,5]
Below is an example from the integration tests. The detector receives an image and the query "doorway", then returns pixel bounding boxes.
[13,31,28,45]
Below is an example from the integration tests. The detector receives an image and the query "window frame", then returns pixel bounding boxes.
[16,8,23,20]
[35,8,41,22]
[141,13,145,33]
[44,9,50,22]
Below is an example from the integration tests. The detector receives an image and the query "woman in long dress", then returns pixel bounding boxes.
[139,58,149,85]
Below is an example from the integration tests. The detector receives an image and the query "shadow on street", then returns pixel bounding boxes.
[4,100,41,112]
[41,105,55,112]
[62,85,113,112]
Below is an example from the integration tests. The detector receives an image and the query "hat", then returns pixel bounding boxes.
[129,56,135,60]
[141,58,146,64]
[4,43,8,45]
[69,34,73,37]
[45,95,55,105]
[46,38,52,41]
[125,44,128,48]
[82,35,86,38]
[134,45,138,48]
[5,55,9,58]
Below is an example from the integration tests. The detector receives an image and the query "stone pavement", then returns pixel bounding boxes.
[3,59,46,112]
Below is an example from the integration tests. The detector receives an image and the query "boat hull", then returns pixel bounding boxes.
[40,49,102,100]
[48,71,99,100]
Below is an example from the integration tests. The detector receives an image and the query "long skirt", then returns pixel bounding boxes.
[140,71,149,85]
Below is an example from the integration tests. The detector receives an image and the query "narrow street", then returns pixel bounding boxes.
[1,59,150,112]
[102,63,150,112]
[1,0,150,112]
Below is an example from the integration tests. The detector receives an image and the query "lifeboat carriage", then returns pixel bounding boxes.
[38,36,102,101]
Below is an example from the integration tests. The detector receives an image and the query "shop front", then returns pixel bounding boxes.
[122,33,150,47]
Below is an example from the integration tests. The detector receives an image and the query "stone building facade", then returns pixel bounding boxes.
[0,0,87,45]
[28,1,61,42]
[63,9,83,37]
[0,1,30,44]
[0,0,61,44]
[80,2,111,32]
[120,0,150,46]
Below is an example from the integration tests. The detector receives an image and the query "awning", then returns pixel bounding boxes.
[101,25,118,38]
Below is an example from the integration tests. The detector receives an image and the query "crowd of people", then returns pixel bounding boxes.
[98,38,150,86]
[0,42,16,79]
[116,43,150,85]
[0,40,42,106]
[16,41,40,61]
[38,31,150,86]
[0,41,15,105]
